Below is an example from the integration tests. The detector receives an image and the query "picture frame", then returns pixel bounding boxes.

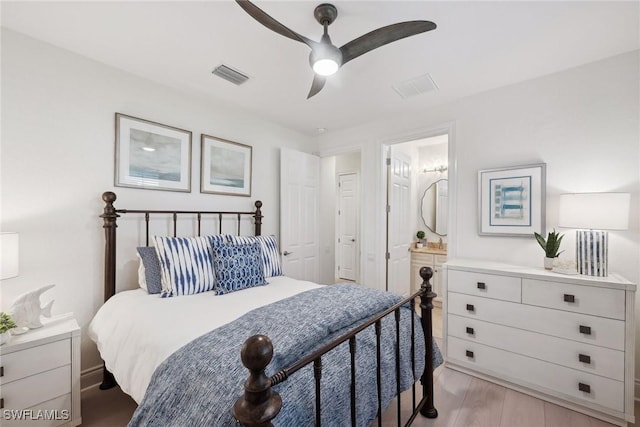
[478,163,546,236]
[200,134,252,196]
[115,113,192,192]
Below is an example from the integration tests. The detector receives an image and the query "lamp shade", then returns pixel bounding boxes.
[558,193,630,230]
[0,232,19,279]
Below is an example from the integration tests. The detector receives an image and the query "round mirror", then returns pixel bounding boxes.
[421,179,448,236]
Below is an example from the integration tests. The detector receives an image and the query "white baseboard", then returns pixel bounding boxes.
[81,364,104,392]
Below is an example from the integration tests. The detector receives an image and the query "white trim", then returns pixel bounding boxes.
[635,378,640,401]
[80,364,104,393]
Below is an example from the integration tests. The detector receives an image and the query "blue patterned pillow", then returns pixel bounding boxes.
[136,247,162,294]
[212,241,267,295]
[227,235,283,278]
[153,236,216,298]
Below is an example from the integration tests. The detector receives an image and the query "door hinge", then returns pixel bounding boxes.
[386,158,391,166]
[338,209,341,215]
[338,266,341,271]
[338,182,341,187]
[386,205,390,213]
[386,252,390,260]
[338,238,341,243]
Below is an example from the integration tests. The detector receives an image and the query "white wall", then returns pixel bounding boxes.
[0,30,315,371]
[317,50,640,374]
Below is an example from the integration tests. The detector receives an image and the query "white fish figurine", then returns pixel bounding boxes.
[10,284,55,330]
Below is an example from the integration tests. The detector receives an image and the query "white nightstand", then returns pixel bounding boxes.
[0,313,81,427]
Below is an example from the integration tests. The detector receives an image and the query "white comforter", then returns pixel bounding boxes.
[88,276,322,403]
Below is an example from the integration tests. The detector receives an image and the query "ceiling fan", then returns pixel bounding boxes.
[236,0,437,99]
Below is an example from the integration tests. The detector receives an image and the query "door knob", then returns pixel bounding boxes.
[283,251,294,256]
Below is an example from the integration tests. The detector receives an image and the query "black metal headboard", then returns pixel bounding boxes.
[99,191,263,303]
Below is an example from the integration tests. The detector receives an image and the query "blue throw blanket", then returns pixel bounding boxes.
[129,284,443,426]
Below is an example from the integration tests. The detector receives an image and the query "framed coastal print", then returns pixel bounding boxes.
[201,134,252,196]
[115,113,192,192]
[478,163,546,236]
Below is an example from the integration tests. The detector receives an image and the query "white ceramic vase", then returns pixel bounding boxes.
[544,257,554,270]
[0,331,11,345]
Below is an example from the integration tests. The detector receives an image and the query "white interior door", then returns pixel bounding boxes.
[280,148,319,282]
[337,173,358,282]
[386,147,412,296]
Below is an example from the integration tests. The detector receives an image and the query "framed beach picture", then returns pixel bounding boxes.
[201,134,252,196]
[478,163,546,236]
[115,113,192,192]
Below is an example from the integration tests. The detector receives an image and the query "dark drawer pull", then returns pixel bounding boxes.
[0,397,3,409]
[579,325,592,335]
[564,294,575,303]
[579,354,591,364]
[0,366,3,377]
[578,382,591,393]
[466,304,475,312]
[465,350,474,358]
[466,327,475,335]
[477,282,486,290]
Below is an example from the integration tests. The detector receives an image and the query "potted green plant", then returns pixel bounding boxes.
[416,230,426,248]
[534,229,564,270]
[0,312,17,345]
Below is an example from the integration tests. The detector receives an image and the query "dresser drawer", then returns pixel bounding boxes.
[0,339,70,385]
[448,270,521,302]
[447,337,624,412]
[1,365,71,410]
[1,393,72,427]
[522,279,625,320]
[448,292,625,350]
[448,314,624,381]
[434,255,447,266]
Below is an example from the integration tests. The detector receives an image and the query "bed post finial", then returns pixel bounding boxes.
[233,334,282,427]
[419,266,438,418]
[254,200,263,236]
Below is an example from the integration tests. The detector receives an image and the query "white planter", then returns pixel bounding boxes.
[0,331,11,345]
[544,257,554,270]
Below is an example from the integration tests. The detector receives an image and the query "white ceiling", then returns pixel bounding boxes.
[2,1,638,136]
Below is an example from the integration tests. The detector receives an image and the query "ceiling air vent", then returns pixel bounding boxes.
[212,64,249,86]
[392,73,438,99]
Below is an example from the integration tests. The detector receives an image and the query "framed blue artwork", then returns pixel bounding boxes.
[478,163,546,236]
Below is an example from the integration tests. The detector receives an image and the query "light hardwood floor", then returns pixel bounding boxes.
[80,308,636,427]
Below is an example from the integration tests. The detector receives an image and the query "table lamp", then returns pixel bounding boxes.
[558,193,630,277]
[0,232,19,280]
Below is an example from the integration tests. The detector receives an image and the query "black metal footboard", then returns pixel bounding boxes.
[234,267,438,426]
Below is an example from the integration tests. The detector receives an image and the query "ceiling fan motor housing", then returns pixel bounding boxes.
[314,4,338,26]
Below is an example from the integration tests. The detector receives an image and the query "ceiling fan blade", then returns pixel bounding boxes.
[236,0,318,49]
[307,74,327,99]
[340,21,436,66]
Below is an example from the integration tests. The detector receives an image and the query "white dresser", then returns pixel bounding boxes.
[0,314,81,427]
[443,259,636,426]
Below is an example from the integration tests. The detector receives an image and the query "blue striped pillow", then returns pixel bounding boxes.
[212,241,267,295]
[153,236,216,298]
[227,235,283,278]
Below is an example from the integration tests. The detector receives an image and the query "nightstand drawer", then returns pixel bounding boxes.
[1,365,71,410]
[522,279,625,320]
[448,270,521,302]
[1,393,71,427]
[447,337,624,412]
[448,314,624,380]
[0,339,70,385]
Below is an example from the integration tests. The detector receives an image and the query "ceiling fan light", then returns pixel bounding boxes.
[313,59,339,76]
